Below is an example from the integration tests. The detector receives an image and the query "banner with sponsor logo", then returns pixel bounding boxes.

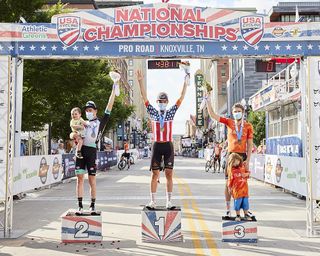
[62,151,117,179]
[12,155,63,196]
[1,3,320,57]
[194,71,204,127]
[264,154,306,196]
[266,136,303,157]
[249,154,265,181]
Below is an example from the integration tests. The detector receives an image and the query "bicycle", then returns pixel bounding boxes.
[118,157,127,170]
[205,154,220,173]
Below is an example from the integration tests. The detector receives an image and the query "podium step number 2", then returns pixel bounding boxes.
[61,210,103,243]
[141,206,183,242]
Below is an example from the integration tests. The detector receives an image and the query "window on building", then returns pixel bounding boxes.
[268,108,281,137]
[128,80,133,86]
[221,66,226,77]
[128,70,133,77]
[128,59,133,66]
[281,103,298,136]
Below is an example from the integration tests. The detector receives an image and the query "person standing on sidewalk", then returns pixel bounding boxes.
[136,70,188,209]
[206,93,254,217]
[75,81,118,214]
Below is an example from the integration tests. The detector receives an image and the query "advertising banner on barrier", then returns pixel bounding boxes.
[266,136,303,157]
[96,151,117,170]
[62,151,117,179]
[264,154,306,196]
[1,3,320,58]
[249,154,265,181]
[62,154,76,180]
[12,155,63,195]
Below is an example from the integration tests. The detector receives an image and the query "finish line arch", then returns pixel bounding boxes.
[0,2,319,237]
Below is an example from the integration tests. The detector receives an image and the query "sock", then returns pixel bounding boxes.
[78,197,83,208]
[226,201,230,211]
[150,192,156,202]
[166,192,172,202]
[90,198,96,207]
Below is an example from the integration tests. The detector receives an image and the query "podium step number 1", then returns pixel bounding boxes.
[141,206,183,242]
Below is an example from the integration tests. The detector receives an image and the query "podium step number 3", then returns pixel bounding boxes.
[141,206,183,242]
[222,217,258,243]
[61,210,102,243]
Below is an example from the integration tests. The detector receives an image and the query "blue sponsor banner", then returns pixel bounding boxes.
[2,41,320,57]
[62,151,117,179]
[266,136,303,157]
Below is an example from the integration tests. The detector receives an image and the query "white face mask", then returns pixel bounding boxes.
[158,103,167,111]
[86,111,95,120]
[232,112,243,120]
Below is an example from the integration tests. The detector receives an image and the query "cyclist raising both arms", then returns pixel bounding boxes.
[136,69,188,209]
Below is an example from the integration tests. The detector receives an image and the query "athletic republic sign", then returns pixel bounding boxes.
[1,3,320,57]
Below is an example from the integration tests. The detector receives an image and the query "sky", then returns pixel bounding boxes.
[146,59,199,136]
[143,0,312,135]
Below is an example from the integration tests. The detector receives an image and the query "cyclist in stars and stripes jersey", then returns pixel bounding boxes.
[136,69,188,210]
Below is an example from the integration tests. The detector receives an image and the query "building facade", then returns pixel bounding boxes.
[269,1,320,22]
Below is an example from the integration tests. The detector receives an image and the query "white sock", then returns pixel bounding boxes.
[166,192,172,202]
[150,192,156,202]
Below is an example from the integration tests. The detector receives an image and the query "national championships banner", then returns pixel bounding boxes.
[1,3,320,57]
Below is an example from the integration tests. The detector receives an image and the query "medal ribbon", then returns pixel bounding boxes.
[234,118,244,142]
[159,111,167,130]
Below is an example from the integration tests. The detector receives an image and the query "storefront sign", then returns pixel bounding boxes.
[194,71,204,127]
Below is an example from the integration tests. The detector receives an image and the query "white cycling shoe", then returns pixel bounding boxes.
[146,201,156,209]
[166,201,176,210]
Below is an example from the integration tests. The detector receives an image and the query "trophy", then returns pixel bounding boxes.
[109,70,121,97]
[199,95,207,111]
[179,61,191,86]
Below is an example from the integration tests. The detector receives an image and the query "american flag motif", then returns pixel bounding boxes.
[57,16,81,47]
[146,101,179,142]
[240,16,264,46]
[141,208,182,242]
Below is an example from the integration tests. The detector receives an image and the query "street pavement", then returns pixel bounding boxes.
[0,157,319,256]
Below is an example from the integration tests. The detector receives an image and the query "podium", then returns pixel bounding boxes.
[141,206,183,242]
[222,216,257,243]
[61,209,102,243]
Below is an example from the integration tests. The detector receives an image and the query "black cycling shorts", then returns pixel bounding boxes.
[75,145,97,176]
[225,152,247,179]
[122,152,130,159]
[150,142,174,171]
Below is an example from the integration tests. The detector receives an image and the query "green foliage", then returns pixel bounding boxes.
[23,59,134,140]
[247,110,266,146]
[0,1,135,140]
[0,0,45,22]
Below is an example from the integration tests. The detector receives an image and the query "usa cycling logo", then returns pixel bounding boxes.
[57,16,81,47]
[240,15,264,46]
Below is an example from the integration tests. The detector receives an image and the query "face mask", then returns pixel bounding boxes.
[86,111,94,120]
[233,112,243,120]
[158,103,167,111]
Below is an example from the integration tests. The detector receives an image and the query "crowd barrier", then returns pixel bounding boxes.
[204,149,307,197]
[0,151,118,199]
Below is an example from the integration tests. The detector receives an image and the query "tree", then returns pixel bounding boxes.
[247,110,266,146]
[1,1,135,140]
[0,0,46,22]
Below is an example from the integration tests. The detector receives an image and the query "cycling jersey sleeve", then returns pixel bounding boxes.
[95,111,110,144]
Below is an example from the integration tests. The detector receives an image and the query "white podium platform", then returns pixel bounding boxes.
[61,209,102,243]
[141,206,183,242]
[222,216,258,243]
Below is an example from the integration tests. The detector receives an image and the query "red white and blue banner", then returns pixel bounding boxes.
[141,208,182,242]
[1,3,320,57]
